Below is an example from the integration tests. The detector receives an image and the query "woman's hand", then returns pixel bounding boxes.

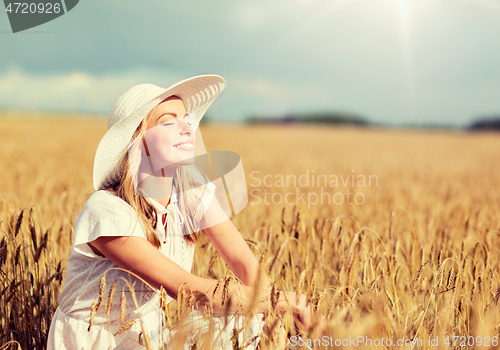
[277,292,325,337]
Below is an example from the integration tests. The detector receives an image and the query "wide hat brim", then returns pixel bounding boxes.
[92,75,226,191]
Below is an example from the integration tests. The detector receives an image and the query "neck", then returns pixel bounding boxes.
[137,169,175,207]
[136,154,182,206]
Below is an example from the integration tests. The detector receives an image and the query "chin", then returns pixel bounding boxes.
[165,153,194,167]
[176,157,196,166]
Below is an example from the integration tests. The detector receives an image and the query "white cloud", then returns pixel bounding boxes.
[0,67,184,113]
[2,66,499,126]
[2,0,500,126]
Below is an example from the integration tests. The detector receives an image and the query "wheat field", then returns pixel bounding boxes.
[1,113,500,349]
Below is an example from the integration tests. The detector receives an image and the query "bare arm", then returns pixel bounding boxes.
[89,230,322,332]
[199,194,325,333]
[202,219,266,288]
[88,236,269,315]
[200,193,269,290]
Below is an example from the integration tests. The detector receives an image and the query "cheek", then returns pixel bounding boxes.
[143,129,175,161]
[150,139,173,157]
[144,128,172,148]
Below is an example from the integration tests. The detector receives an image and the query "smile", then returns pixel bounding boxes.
[173,142,194,150]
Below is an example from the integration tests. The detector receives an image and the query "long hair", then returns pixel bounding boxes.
[98,100,211,248]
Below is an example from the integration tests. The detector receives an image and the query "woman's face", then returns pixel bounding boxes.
[142,96,195,172]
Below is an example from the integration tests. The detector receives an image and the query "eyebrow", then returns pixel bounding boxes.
[157,112,189,120]
[158,112,177,118]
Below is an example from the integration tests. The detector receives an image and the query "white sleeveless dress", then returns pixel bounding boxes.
[47,183,263,349]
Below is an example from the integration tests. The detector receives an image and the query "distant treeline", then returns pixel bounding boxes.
[246,113,500,131]
[467,117,500,131]
[246,112,368,126]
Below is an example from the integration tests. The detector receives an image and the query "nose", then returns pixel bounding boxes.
[180,118,194,135]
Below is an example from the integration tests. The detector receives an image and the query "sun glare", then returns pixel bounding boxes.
[395,0,411,14]
[278,0,419,119]
[392,0,416,119]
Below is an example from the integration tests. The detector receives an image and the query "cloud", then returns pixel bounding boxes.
[2,66,499,126]
[0,67,185,113]
[0,67,332,121]
[2,0,500,125]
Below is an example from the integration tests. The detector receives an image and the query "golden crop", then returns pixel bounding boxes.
[1,113,499,349]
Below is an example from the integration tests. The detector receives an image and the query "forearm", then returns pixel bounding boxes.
[202,217,271,289]
[89,236,297,317]
[232,256,271,292]
[182,276,272,315]
[187,277,309,316]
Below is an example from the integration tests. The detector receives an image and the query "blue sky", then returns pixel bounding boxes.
[1,0,500,126]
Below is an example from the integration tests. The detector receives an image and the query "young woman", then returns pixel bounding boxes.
[47,75,322,349]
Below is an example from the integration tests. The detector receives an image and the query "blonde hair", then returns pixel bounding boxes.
[98,97,211,248]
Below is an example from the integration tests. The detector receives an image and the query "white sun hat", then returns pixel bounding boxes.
[92,74,226,191]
